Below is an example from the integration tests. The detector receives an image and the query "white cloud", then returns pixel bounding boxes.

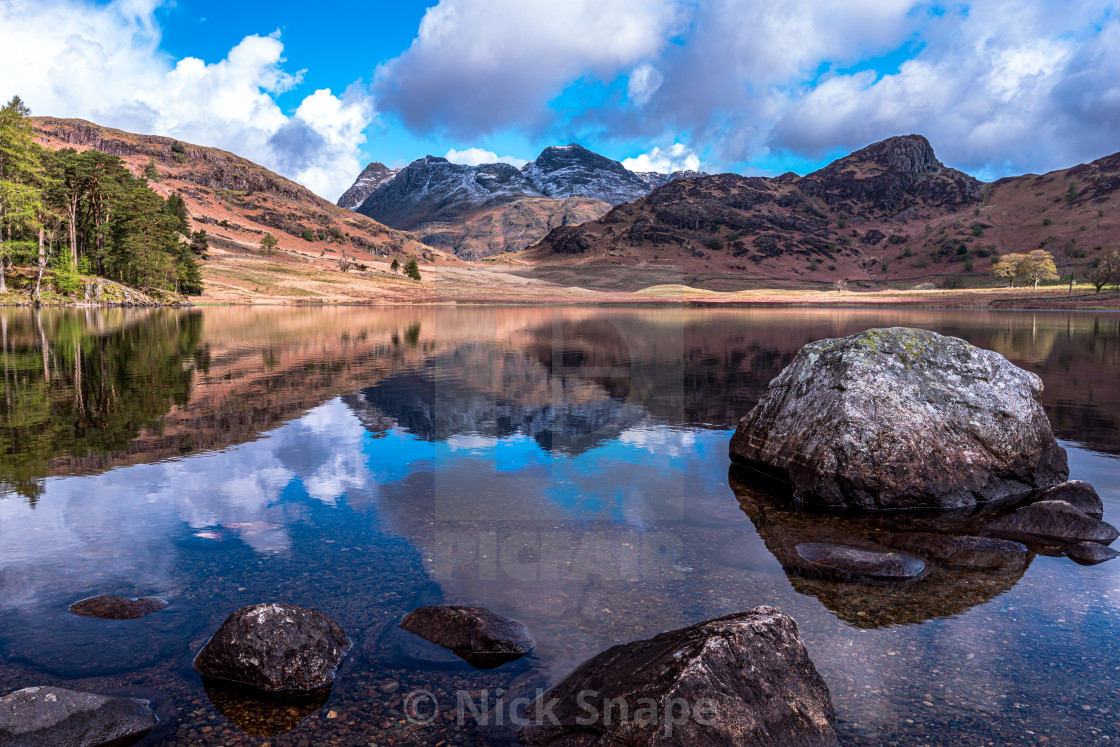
[627,64,663,106]
[374,0,683,136]
[375,0,1120,179]
[0,0,373,200]
[622,143,701,174]
[445,147,528,167]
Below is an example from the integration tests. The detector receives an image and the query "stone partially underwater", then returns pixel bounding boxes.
[519,607,838,747]
[192,604,351,691]
[730,327,1070,510]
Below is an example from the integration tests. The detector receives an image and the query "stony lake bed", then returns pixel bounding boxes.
[0,306,1117,746]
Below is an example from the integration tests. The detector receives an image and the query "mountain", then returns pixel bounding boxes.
[520,143,653,203]
[337,161,400,209]
[349,144,706,258]
[525,134,1120,291]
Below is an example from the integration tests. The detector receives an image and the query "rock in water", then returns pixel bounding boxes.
[69,595,167,620]
[519,607,837,746]
[795,543,925,579]
[400,606,534,669]
[729,327,1068,509]
[193,604,351,691]
[1035,481,1104,519]
[0,686,158,747]
[1064,541,1120,566]
[983,501,1119,546]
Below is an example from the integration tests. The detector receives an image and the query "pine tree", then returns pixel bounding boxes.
[260,233,279,257]
[404,257,421,281]
[0,96,43,292]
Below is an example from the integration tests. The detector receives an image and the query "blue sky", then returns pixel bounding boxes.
[3,0,1119,200]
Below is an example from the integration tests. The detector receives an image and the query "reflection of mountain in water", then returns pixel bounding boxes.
[348,343,647,454]
[727,467,1034,628]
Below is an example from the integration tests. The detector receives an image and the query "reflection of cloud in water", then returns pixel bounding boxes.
[0,399,376,609]
[618,424,696,458]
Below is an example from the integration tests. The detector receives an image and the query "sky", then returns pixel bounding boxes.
[1,0,1118,201]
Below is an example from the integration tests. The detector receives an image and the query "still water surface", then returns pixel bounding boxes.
[0,306,1117,745]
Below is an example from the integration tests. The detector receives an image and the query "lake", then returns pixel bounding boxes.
[0,306,1117,746]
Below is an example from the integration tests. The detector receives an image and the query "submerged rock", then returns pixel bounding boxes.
[729,327,1068,509]
[1064,541,1120,566]
[795,542,925,579]
[886,534,1030,572]
[400,605,533,669]
[193,603,351,692]
[0,686,158,747]
[69,595,167,620]
[519,607,838,746]
[982,500,1119,546]
[1035,481,1104,519]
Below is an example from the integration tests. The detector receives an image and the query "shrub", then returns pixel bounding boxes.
[964,257,974,272]
[726,231,740,241]
[390,258,400,273]
[1042,218,1052,226]
[809,259,819,271]
[301,229,315,242]
[972,225,984,237]
[902,247,913,258]
[706,237,724,251]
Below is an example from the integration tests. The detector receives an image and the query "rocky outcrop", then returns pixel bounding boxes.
[729,327,1069,509]
[801,135,983,212]
[337,161,400,210]
[68,595,167,620]
[193,603,351,691]
[0,686,158,747]
[519,607,837,746]
[399,605,533,669]
[983,500,1119,546]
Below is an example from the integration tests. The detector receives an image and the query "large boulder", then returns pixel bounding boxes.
[730,327,1069,509]
[982,500,1119,546]
[400,605,533,669]
[519,607,837,746]
[0,686,158,747]
[193,603,351,691]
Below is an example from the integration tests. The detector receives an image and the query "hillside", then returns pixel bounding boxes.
[525,135,1120,292]
[351,143,705,258]
[32,118,453,302]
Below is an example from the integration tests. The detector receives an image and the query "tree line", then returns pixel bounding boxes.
[992,248,1120,293]
[0,96,205,301]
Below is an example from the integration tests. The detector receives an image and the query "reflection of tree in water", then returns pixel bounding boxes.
[0,309,203,501]
[727,468,1034,629]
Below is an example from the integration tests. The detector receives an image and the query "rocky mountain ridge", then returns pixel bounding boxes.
[525,134,1120,291]
[347,143,707,258]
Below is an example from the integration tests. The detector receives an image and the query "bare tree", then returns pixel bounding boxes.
[833,278,848,295]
